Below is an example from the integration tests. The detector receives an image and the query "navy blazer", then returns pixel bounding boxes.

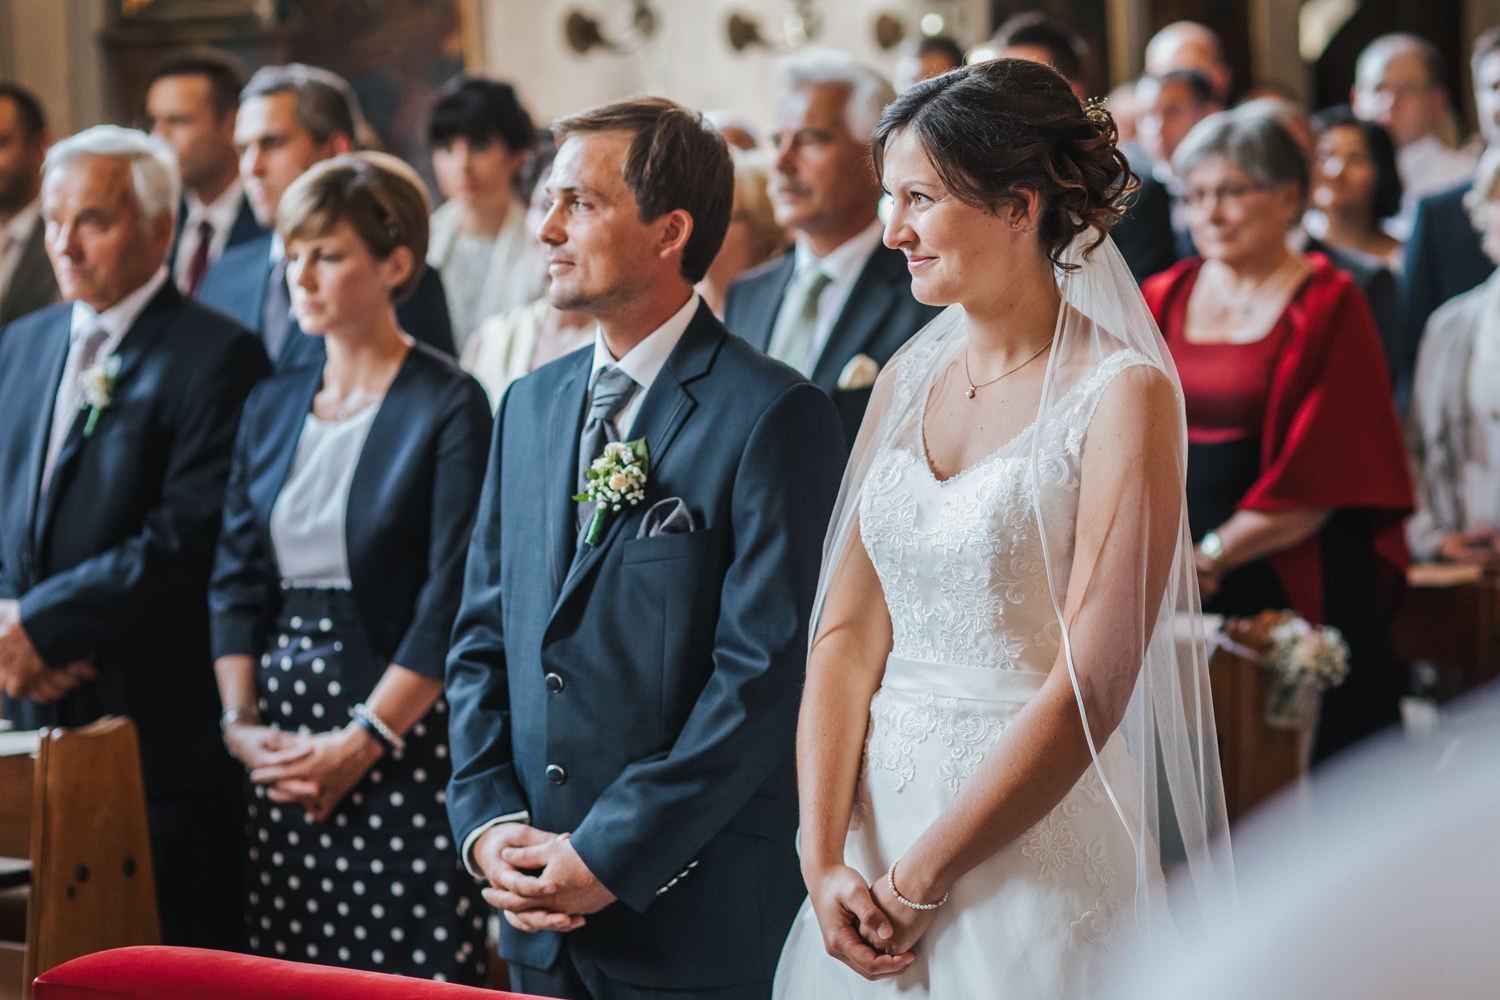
[1111,171,1182,283]
[210,343,491,680]
[1405,180,1493,374]
[446,301,846,988]
[0,215,59,327]
[198,232,456,371]
[0,283,269,797]
[724,243,940,444]
[166,192,267,278]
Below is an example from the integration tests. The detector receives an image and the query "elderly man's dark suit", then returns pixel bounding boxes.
[198,232,454,370]
[0,282,269,948]
[446,300,846,996]
[0,215,59,326]
[724,244,940,444]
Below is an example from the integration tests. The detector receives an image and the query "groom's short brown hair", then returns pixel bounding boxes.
[553,97,733,284]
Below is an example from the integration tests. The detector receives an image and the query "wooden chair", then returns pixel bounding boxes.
[0,717,160,1000]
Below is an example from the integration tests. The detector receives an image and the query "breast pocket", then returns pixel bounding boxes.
[620,527,714,565]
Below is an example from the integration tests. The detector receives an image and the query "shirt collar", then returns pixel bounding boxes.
[70,266,170,344]
[4,198,40,245]
[792,218,884,284]
[184,178,244,233]
[589,292,700,393]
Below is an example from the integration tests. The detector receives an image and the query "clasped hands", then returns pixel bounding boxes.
[473,823,617,933]
[226,721,383,822]
[0,599,95,703]
[1438,528,1500,568]
[806,862,941,981]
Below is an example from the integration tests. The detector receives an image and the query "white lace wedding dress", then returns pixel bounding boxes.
[773,347,1167,999]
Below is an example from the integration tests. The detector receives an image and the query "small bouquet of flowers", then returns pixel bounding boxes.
[1258,611,1351,730]
[574,438,649,546]
[80,355,121,438]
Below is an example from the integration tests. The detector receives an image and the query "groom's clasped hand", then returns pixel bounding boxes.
[473,823,617,933]
[806,862,932,980]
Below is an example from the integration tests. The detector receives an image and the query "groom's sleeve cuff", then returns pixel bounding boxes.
[462,811,530,880]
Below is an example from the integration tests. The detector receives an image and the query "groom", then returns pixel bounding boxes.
[445,97,846,998]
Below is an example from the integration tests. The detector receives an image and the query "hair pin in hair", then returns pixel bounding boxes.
[1082,96,1111,128]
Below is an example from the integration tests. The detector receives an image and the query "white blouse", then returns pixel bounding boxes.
[270,405,381,588]
[1463,320,1500,530]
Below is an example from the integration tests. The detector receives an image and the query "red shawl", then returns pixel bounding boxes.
[1144,254,1414,623]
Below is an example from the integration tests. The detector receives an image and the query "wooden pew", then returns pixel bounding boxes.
[1207,636,1313,824]
[0,718,160,1000]
[1392,563,1500,699]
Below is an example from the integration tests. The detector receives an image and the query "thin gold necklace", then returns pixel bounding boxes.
[962,339,1052,399]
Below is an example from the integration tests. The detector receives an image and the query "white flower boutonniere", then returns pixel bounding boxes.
[79,355,121,438]
[573,438,650,546]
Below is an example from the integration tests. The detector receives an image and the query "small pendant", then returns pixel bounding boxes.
[965,386,976,399]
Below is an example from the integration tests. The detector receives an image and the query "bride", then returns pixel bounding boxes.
[774,59,1233,997]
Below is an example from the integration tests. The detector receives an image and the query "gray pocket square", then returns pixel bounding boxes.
[637,497,696,538]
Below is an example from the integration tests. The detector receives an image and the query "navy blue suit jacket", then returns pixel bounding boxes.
[724,243,940,444]
[1404,180,1493,375]
[445,301,846,988]
[198,232,455,371]
[0,216,59,327]
[0,283,269,797]
[209,343,491,680]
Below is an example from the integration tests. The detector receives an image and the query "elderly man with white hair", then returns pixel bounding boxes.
[725,49,940,444]
[0,124,268,948]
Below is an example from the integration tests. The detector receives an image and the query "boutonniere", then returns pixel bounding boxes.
[79,355,122,438]
[573,438,650,546]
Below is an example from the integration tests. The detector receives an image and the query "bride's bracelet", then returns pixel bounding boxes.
[886,857,949,911]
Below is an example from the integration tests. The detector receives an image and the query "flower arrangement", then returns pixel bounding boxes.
[1256,610,1350,729]
[573,438,650,546]
[79,355,121,438]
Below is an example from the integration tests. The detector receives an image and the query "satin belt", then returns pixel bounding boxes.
[880,654,1050,703]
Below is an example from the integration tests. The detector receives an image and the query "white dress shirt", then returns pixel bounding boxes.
[172,180,245,293]
[269,405,382,588]
[459,291,702,876]
[0,198,41,303]
[41,267,170,492]
[1390,135,1479,240]
[771,219,885,370]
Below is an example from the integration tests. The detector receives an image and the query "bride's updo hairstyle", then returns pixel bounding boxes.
[872,57,1133,269]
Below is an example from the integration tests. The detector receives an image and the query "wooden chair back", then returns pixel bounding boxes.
[0,717,160,999]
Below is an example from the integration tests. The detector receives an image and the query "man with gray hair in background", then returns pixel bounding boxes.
[725,50,940,444]
[0,125,268,947]
[199,62,454,371]
[1351,32,1476,238]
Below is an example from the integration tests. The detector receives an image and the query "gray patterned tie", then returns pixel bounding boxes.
[262,255,291,361]
[576,365,638,528]
[769,266,831,375]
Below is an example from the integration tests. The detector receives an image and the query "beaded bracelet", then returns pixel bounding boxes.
[350,702,406,758]
[886,857,949,912]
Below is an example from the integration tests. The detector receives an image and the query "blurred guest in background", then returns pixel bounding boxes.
[1145,109,1412,762]
[427,75,540,355]
[1309,111,1404,268]
[210,152,491,980]
[1145,21,1234,105]
[894,35,964,92]
[461,143,593,406]
[697,149,785,317]
[704,109,760,151]
[0,83,57,326]
[1408,148,1500,568]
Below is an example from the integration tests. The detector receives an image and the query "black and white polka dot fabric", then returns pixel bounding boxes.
[245,588,487,984]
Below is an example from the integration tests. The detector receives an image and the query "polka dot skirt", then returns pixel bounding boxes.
[246,588,487,984]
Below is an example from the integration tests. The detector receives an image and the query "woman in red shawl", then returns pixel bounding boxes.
[1145,107,1413,761]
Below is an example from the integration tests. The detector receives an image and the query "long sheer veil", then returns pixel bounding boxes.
[812,230,1235,941]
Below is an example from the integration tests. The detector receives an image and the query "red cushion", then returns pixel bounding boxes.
[34,946,555,999]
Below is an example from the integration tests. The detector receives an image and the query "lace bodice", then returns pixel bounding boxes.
[860,347,1154,669]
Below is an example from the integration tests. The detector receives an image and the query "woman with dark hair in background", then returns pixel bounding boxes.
[1310,110,1405,269]
[427,75,540,353]
[1145,107,1412,763]
[210,152,492,981]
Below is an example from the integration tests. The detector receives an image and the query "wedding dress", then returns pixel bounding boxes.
[773,337,1166,999]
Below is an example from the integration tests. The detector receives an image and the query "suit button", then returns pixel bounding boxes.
[544,672,564,693]
[545,764,568,785]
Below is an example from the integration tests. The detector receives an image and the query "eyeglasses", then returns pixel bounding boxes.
[1181,183,1268,209]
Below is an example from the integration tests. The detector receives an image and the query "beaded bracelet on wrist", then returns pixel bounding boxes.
[887,857,949,911]
[350,702,405,758]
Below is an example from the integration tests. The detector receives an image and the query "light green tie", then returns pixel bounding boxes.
[770,266,831,375]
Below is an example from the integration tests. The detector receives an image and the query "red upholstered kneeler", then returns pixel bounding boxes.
[33,946,554,999]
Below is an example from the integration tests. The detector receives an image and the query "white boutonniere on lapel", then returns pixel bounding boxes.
[573,438,650,546]
[79,355,122,438]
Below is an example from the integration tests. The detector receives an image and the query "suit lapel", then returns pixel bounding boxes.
[809,246,902,393]
[36,285,181,543]
[544,354,589,598]
[552,304,721,613]
[742,255,794,352]
[24,314,73,553]
[1,221,52,321]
